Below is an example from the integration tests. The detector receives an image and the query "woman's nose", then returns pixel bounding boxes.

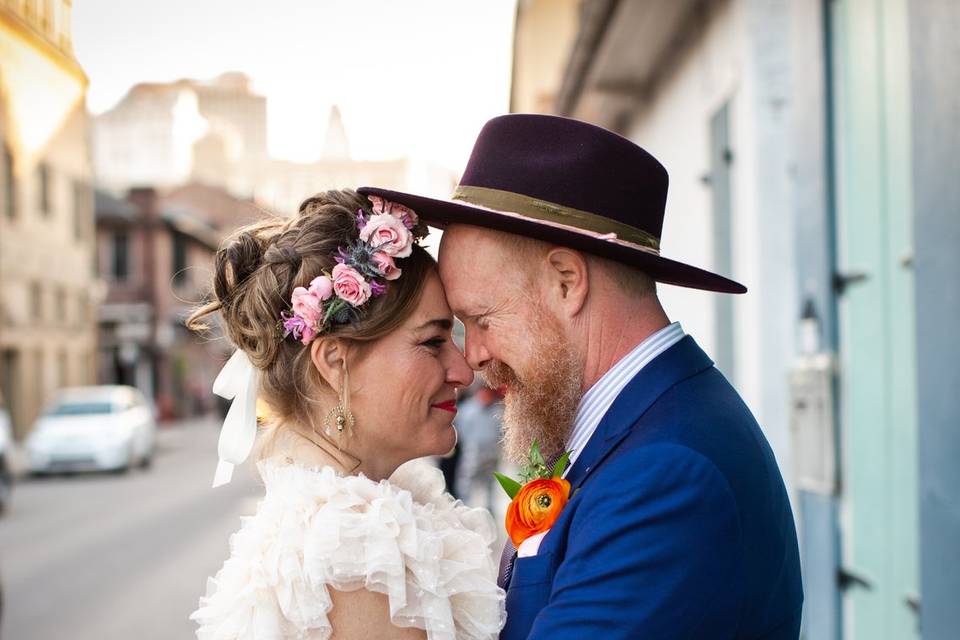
[446,345,475,388]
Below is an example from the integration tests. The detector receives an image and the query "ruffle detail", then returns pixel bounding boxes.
[191,459,506,639]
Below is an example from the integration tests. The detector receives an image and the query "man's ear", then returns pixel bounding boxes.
[544,247,589,317]
[310,337,348,391]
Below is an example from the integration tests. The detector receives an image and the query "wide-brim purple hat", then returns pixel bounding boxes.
[359,114,746,294]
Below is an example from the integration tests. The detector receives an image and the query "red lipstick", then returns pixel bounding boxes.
[431,400,458,414]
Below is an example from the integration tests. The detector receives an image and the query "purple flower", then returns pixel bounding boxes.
[281,311,306,341]
[370,280,387,297]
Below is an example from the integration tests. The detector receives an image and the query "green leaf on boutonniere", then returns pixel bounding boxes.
[551,451,571,478]
[529,440,546,468]
[519,439,552,482]
[494,472,522,499]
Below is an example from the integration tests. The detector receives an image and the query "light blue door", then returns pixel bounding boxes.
[829,0,919,637]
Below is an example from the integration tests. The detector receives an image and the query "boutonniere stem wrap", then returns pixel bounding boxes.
[495,441,572,547]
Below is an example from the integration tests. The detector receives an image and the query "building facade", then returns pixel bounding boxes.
[95,185,265,421]
[93,72,268,198]
[0,0,97,439]
[512,0,960,637]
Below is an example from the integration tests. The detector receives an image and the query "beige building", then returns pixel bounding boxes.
[251,106,456,217]
[0,0,97,438]
[93,72,268,197]
[94,78,455,217]
[510,0,579,114]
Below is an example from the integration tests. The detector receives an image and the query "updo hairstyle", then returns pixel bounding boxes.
[186,189,436,435]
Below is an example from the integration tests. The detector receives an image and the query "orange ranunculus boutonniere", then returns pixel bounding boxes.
[495,441,572,547]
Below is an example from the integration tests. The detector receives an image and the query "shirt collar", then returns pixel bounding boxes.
[564,322,686,469]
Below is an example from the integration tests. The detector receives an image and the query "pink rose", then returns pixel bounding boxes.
[332,263,372,306]
[291,286,323,326]
[368,195,419,230]
[299,323,318,345]
[367,195,388,213]
[359,213,413,258]
[309,275,334,300]
[371,252,401,280]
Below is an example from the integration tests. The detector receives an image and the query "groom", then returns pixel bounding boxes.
[361,115,802,639]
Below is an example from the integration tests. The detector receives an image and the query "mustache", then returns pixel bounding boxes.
[480,360,520,390]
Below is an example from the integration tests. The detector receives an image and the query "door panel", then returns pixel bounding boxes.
[829,0,918,638]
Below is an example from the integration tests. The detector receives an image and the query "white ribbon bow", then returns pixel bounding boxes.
[211,349,260,488]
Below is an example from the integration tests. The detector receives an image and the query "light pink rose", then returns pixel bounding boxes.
[367,195,388,214]
[368,195,419,230]
[291,286,323,326]
[299,323,318,345]
[371,252,401,280]
[332,263,372,306]
[359,213,413,257]
[309,275,334,300]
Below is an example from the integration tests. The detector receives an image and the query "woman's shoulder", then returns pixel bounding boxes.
[191,458,505,639]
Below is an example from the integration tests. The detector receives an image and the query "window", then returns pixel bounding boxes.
[73,179,87,241]
[76,292,88,328]
[37,163,51,216]
[172,233,188,287]
[3,144,15,220]
[54,286,65,326]
[709,101,736,379]
[30,283,42,323]
[112,231,129,281]
[58,350,68,388]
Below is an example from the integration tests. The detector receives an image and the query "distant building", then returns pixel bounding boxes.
[253,106,455,217]
[0,0,97,439]
[94,79,455,217]
[95,185,264,420]
[93,72,268,197]
[255,154,455,219]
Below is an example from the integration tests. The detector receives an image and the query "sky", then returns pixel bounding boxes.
[72,0,517,172]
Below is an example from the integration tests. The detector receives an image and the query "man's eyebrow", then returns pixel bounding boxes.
[415,318,453,332]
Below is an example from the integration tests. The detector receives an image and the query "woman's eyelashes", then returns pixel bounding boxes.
[419,336,448,351]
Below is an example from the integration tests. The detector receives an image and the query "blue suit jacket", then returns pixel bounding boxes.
[501,336,802,639]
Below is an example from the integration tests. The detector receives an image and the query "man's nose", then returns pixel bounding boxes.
[463,329,491,371]
[446,348,475,388]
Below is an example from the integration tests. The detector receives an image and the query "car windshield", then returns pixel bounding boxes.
[46,402,118,416]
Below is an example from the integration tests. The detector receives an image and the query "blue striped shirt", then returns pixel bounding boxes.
[564,322,686,472]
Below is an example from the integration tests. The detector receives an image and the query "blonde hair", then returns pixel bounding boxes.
[187,189,436,442]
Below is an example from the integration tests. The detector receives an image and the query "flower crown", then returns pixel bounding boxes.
[279,196,427,345]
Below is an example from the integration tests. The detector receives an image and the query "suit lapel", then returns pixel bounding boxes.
[564,336,714,492]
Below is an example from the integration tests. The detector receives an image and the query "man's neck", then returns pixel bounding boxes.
[580,300,670,392]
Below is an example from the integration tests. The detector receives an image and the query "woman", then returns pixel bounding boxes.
[187,190,506,639]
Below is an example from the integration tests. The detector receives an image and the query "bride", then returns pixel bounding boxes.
[186,190,506,639]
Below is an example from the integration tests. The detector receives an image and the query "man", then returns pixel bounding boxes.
[360,114,802,639]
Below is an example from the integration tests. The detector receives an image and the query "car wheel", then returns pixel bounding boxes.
[112,447,134,475]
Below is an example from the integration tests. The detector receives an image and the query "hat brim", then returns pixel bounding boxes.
[358,187,747,294]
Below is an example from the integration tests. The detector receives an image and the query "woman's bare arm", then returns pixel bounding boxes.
[327,587,427,640]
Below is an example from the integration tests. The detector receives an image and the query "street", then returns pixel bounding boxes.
[0,418,261,640]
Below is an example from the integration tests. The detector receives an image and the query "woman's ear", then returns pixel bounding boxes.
[310,337,347,390]
[544,247,589,317]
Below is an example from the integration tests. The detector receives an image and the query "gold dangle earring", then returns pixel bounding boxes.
[323,360,355,449]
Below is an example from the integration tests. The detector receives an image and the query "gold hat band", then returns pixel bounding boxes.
[452,185,661,253]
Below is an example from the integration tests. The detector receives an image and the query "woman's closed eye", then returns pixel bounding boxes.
[420,336,447,350]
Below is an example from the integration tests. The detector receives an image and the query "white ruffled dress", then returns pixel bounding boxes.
[191,458,506,639]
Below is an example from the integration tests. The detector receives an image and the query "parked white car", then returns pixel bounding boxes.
[0,392,13,513]
[26,386,156,474]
